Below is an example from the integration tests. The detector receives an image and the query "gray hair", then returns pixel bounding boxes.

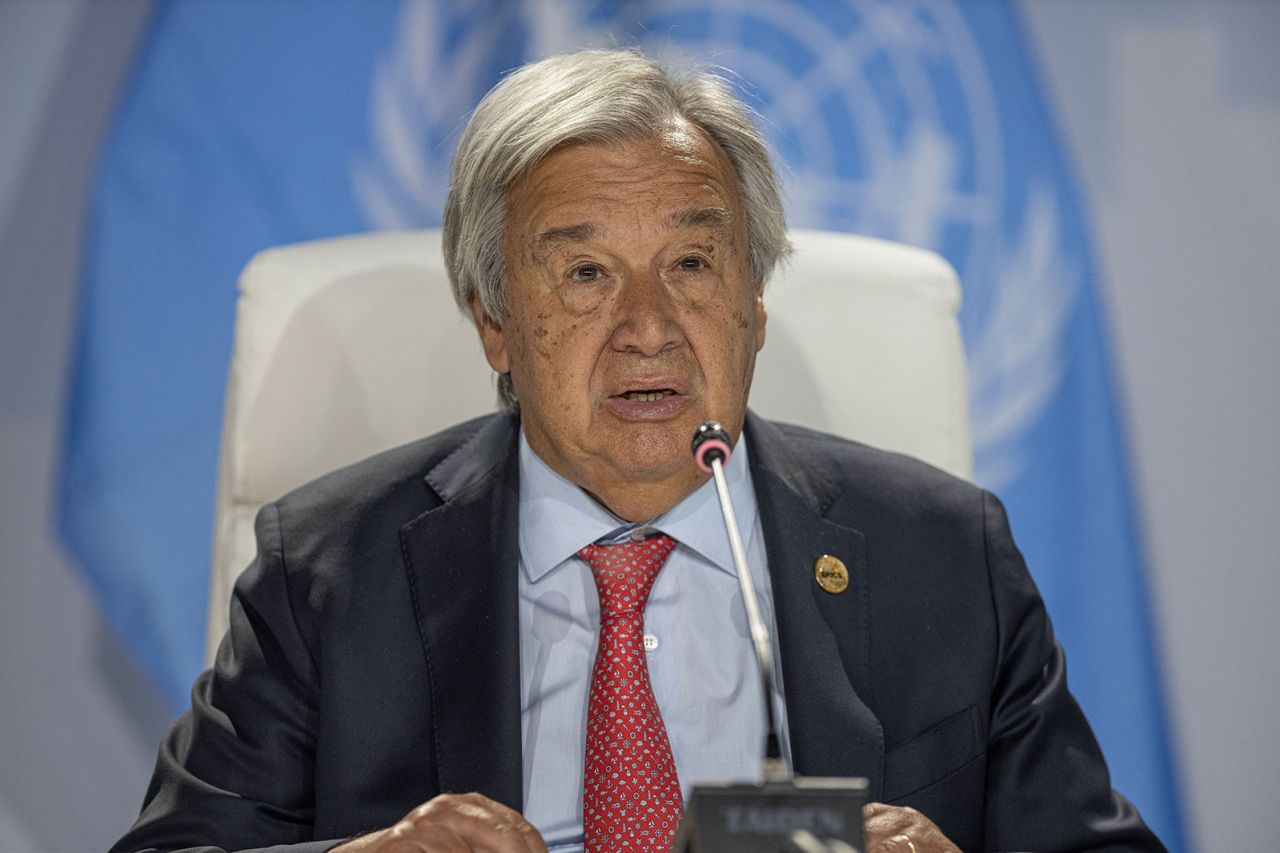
[442,48,791,408]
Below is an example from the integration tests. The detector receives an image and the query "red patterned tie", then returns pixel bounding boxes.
[578,533,683,852]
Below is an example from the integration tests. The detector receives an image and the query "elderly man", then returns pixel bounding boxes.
[113,50,1163,853]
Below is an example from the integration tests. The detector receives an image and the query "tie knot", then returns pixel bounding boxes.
[578,533,676,615]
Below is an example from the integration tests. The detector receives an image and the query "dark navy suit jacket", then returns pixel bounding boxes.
[113,412,1163,852]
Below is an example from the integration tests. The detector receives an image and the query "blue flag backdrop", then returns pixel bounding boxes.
[59,1,1185,847]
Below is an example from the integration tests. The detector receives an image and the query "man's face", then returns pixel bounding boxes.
[473,119,766,521]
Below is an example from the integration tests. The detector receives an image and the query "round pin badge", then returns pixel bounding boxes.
[814,554,849,594]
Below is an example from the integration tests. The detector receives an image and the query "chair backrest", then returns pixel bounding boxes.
[206,228,971,660]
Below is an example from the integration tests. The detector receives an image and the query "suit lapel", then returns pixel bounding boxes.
[398,414,524,810]
[395,411,884,806]
[747,413,885,800]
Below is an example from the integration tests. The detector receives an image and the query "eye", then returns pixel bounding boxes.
[570,264,604,282]
[677,255,709,271]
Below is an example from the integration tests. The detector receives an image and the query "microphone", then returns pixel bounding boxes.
[674,421,868,853]
[690,421,787,779]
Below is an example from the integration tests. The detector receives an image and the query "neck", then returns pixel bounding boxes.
[582,469,710,523]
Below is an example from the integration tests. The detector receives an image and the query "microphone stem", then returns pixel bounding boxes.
[709,457,792,782]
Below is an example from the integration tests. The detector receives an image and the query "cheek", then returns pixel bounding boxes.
[504,292,555,365]
[704,301,762,392]
[513,311,599,403]
[527,310,555,363]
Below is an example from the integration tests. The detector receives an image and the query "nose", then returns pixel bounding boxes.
[609,268,684,357]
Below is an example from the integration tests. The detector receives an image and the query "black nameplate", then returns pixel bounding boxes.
[673,776,868,852]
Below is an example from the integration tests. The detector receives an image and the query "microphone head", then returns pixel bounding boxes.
[691,421,732,473]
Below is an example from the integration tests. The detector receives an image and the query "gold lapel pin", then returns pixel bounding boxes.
[814,554,849,594]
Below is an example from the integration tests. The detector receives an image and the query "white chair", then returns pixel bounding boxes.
[206,228,971,660]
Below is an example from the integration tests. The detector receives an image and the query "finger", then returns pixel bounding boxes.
[414,793,544,853]
[863,801,910,823]
[863,801,911,844]
[449,792,545,853]
[863,804,933,853]
[374,820,470,853]
[862,803,960,853]
[515,818,548,853]
[327,824,462,853]
[871,834,916,853]
[399,824,471,853]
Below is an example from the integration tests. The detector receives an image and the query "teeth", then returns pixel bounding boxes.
[623,390,674,401]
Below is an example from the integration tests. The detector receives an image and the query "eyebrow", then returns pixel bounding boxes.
[534,223,596,253]
[666,206,734,231]
[531,207,733,255]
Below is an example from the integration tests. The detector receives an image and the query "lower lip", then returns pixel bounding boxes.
[604,393,690,420]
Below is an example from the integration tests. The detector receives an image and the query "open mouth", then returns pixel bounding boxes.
[619,389,678,401]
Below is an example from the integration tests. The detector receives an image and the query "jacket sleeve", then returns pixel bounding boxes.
[980,491,1166,852]
[110,504,344,853]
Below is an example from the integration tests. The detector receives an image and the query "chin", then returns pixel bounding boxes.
[610,425,694,482]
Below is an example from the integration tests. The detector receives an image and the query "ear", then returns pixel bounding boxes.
[754,282,767,353]
[471,297,511,374]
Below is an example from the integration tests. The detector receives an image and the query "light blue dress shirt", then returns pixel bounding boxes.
[516,431,792,851]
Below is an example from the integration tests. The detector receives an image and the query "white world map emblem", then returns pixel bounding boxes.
[353,0,1080,489]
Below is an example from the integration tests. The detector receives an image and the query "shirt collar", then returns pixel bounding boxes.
[517,428,758,583]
